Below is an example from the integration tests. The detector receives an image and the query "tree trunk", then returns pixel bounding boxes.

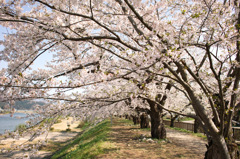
[148,100,166,139]
[128,115,132,120]
[170,118,174,127]
[140,113,150,128]
[205,136,239,159]
[223,127,239,159]
[170,115,179,127]
[132,115,137,125]
[132,115,140,125]
[181,83,232,159]
[194,119,199,133]
[205,139,225,159]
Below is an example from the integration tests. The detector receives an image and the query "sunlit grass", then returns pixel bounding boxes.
[51,120,113,159]
[118,118,134,124]
[179,117,194,121]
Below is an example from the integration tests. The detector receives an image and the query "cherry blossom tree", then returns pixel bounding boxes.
[0,0,240,158]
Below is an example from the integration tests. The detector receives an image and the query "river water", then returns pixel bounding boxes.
[0,113,29,134]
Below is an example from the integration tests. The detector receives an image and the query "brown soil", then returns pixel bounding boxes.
[97,119,207,159]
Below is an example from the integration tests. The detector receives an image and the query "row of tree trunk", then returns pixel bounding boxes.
[126,107,203,140]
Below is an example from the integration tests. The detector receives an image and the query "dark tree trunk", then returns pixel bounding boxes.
[140,113,150,128]
[132,115,136,124]
[148,100,166,139]
[205,137,239,159]
[203,115,239,159]
[170,115,179,127]
[170,118,174,127]
[205,139,225,159]
[227,142,239,159]
[136,116,140,124]
[127,115,132,120]
[194,119,199,133]
[132,115,140,125]
[224,126,239,159]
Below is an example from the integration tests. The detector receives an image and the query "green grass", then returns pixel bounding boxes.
[163,117,194,122]
[141,127,151,131]
[50,119,112,159]
[179,117,194,121]
[164,118,171,121]
[118,118,134,125]
[81,122,91,130]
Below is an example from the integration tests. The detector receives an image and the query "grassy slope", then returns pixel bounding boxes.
[50,120,112,159]
[50,118,208,159]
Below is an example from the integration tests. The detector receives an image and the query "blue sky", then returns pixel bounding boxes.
[0,26,8,69]
[0,2,53,71]
[0,24,54,71]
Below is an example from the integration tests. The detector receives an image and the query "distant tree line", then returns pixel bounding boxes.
[0,100,46,110]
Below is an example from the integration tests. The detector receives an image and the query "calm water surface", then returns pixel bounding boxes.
[0,113,29,134]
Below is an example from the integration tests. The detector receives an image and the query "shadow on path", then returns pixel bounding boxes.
[97,118,206,159]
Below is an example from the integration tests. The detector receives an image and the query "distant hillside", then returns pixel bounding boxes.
[0,100,47,110]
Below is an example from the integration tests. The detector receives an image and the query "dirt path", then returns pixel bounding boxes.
[166,128,207,157]
[0,117,81,159]
[97,119,207,159]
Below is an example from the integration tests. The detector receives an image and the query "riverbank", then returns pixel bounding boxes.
[0,110,35,116]
[16,110,35,114]
[0,111,10,116]
[0,117,82,158]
